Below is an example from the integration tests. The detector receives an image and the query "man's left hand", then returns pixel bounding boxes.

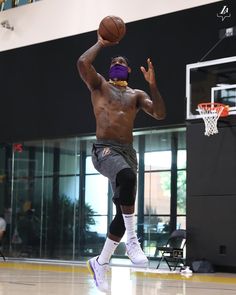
[140,58,156,84]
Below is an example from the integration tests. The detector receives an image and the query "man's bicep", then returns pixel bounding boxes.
[84,71,103,91]
[77,60,102,90]
[138,91,154,114]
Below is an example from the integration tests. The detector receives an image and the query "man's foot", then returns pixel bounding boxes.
[87,256,110,292]
[126,238,148,265]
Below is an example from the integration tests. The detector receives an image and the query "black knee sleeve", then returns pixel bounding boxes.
[109,203,125,237]
[116,168,137,206]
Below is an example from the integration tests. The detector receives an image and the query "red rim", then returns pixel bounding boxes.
[198,103,229,117]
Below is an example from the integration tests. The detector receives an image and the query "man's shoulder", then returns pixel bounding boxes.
[130,88,147,98]
[90,74,108,92]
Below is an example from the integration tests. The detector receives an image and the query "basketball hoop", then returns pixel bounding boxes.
[197,103,229,136]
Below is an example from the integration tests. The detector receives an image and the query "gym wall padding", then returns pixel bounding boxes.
[187,122,236,271]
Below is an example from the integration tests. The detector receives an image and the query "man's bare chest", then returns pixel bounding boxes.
[106,86,137,108]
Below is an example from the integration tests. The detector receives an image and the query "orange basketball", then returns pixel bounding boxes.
[98,16,126,42]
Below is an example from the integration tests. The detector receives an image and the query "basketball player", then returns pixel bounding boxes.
[77,33,166,292]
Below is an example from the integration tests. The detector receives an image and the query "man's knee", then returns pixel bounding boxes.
[116,168,136,206]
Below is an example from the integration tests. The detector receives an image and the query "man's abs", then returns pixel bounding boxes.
[96,123,133,144]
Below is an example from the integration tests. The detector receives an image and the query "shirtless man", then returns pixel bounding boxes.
[77,33,166,292]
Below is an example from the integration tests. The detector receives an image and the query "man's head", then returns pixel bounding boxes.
[109,56,131,81]
[110,56,130,67]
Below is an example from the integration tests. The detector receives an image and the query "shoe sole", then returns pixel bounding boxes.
[127,252,148,266]
[87,260,98,286]
[87,259,109,292]
[129,258,149,266]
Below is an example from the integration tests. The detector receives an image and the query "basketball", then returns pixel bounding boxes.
[98,16,126,42]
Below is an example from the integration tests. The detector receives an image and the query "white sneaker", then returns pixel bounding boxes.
[87,256,110,292]
[126,238,148,265]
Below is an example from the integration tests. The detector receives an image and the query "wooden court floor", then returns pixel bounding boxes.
[0,261,236,294]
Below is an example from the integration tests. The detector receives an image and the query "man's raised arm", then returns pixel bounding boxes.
[77,39,105,91]
[139,58,166,120]
[77,35,118,91]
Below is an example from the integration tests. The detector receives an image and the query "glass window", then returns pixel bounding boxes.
[144,151,171,171]
[1,0,41,11]
[41,177,53,257]
[177,150,186,169]
[143,216,170,257]
[89,216,108,236]
[177,170,186,214]
[0,147,6,212]
[177,216,186,230]
[143,215,170,235]
[42,145,54,176]
[12,151,29,179]
[83,216,107,255]
[59,138,79,175]
[177,129,186,149]
[59,176,79,201]
[85,175,108,215]
[60,154,79,175]
[86,156,98,174]
[144,171,171,215]
[0,127,186,261]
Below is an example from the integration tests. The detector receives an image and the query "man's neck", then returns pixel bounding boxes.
[109,79,128,87]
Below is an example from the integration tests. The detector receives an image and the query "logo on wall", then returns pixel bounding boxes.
[13,143,23,153]
[217,5,231,21]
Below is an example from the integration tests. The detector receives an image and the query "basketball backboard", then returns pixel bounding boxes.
[186,56,236,120]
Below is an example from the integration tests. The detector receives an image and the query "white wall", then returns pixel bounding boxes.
[0,0,222,52]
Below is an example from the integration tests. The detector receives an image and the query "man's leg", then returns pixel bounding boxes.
[116,168,148,265]
[99,203,125,264]
[88,203,125,292]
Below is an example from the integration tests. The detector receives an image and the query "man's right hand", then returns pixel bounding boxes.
[97,32,119,47]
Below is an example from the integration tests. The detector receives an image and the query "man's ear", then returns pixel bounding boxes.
[128,67,131,73]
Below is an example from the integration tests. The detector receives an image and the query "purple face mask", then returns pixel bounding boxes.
[109,64,129,81]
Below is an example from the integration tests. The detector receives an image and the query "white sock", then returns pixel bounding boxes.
[97,238,119,265]
[122,213,137,243]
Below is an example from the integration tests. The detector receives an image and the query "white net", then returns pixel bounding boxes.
[197,103,225,136]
